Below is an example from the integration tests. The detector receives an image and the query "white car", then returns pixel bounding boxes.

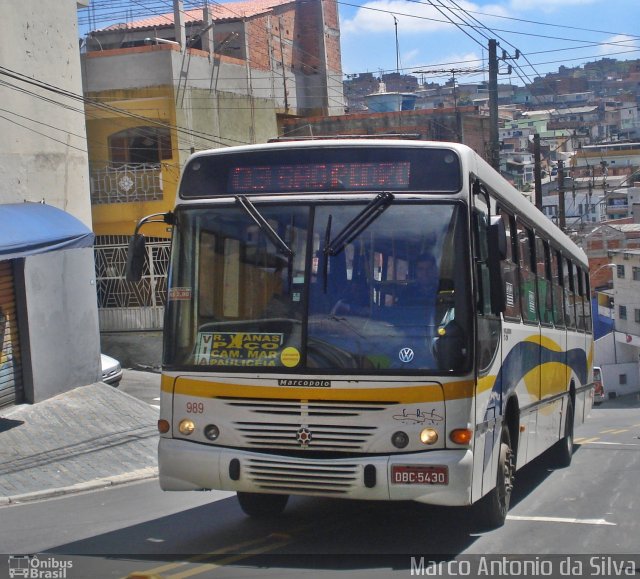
[101,353,123,387]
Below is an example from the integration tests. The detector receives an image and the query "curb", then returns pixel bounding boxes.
[0,466,158,507]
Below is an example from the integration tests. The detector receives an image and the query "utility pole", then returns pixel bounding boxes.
[202,3,214,55]
[173,0,186,49]
[278,17,289,113]
[534,134,542,210]
[558,160,566,232]
[488,39,500,171]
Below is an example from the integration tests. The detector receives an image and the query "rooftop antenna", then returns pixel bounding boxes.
[393,15,400,75]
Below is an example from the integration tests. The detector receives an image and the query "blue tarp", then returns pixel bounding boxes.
[0,203,94,260]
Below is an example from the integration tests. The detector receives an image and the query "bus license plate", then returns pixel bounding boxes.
[391,465,448,485]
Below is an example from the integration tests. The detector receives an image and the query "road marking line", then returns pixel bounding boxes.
[610,429,629,434]
[507,515,616,526]
[149,404,160,410]
[126,506,359,579]
[601,428,619,433]
[581,441,640,447]
[164,540,290,579]
[126,534,282,577]
[577,437,600,444]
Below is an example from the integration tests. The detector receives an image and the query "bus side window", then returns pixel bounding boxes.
[536,236,553,326]
[576,267,586,331]
[517,220,538,324]
[552,250,565,328]
[564,258,576,330]
[584,268,593,333]
[500,210,521,321]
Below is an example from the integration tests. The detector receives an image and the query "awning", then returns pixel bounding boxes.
[0,203,95,260]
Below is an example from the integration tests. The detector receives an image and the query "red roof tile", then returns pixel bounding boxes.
[102,0,294,31]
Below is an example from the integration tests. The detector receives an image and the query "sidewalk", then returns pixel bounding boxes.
[0,382,158,506]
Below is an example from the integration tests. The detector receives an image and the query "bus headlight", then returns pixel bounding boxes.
[204,424,220,441]
[420,428,438,445]
[391,431,409,449]
[178,419,196,435]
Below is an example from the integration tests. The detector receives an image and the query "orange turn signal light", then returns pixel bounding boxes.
[449,428,472,445]
[158,419,170,434]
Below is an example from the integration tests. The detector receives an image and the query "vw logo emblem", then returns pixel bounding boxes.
[399,348,414,363]
[296,426,312,446]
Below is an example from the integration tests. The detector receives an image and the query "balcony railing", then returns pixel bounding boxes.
[90,162,163,205]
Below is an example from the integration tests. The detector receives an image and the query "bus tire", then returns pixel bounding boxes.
[552,398,574,468]
[474,426,515,529]
[236,492,289,518]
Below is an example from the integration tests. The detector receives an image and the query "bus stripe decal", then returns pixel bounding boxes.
[493,341,587,406]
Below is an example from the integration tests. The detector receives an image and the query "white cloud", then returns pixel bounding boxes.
[341,0,508,36]
[598,34,639,56]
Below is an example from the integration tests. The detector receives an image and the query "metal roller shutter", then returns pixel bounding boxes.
[0,260,23,407]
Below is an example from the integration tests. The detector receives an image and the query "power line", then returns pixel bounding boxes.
[0,64,253,147]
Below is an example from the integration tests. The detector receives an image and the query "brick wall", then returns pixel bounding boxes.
[280,106,492,162]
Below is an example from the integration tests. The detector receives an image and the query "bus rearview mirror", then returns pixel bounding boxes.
[125,234,146,282]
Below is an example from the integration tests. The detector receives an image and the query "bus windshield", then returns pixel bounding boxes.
[164,200,471,373]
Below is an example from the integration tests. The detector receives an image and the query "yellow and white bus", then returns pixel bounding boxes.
[127,139,593,527]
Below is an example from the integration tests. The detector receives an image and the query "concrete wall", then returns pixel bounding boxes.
[22,248,101,403]
[1,0,92,228]
[84,45,288,119]
[594,333,640,397]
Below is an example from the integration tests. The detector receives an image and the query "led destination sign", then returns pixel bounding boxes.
[229,162,411,193]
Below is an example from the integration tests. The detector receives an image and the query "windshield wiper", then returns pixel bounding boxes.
[324,192,394,257]
[235,195,293,257]
[322,214,332,293]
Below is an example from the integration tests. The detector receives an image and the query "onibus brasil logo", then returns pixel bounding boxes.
[8,555,73,578]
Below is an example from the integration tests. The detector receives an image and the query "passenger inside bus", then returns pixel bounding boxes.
[397,253,439,310]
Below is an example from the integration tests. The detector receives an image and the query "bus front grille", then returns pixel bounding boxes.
[246,457,359,494]
[234,422,376,451]
[221,397,393,417]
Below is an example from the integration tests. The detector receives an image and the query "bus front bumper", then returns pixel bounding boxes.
[158,438,473,506]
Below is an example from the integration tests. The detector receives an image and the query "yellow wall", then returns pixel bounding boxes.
[86,86,179,238]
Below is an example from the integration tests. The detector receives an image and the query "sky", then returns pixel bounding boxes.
[78,0,640,85]
[338,0,640,84]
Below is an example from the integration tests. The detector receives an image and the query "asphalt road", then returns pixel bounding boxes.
[118,368,162,409]
[1,394,639,578]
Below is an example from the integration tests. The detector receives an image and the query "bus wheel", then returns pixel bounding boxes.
[236,492,289,518]
[474,426,515,529]
[552,399,574,468]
